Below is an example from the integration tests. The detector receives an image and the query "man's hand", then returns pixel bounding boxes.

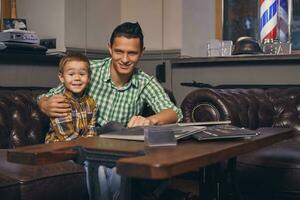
[127,109,178,128]
[127,116,153,128]
[38,95,71,118]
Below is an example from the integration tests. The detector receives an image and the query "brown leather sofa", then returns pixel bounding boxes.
[181,87,300,200]
[0,87,88,200]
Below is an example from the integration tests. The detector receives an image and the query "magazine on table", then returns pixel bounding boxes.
[99,124,206,141]
[192,124,259,141]
[177,120,231,127]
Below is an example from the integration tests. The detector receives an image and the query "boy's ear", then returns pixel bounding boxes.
[58,72,64,83]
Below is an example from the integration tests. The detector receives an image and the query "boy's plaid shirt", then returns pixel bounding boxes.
[45,90,97,143]
[40,58,182,127]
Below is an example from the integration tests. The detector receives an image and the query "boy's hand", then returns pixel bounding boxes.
[38,95,71,118]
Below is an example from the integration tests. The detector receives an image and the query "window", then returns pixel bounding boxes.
[292,0,300,50]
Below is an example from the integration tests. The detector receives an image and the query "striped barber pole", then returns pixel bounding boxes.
[278,0,289,42]
[259,0,278,42]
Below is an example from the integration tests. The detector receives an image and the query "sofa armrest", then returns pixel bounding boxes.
[181,88,232,123]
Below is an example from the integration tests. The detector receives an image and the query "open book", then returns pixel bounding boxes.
[99,125,206,141]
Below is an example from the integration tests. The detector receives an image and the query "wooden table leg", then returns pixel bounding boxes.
[219,158,242,200]
[198,158,242,200]
[77,147,143,200]
[85,160,103,200]
[199,164,221,200]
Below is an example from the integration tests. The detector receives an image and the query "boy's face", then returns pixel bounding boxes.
[59,61,90,96]
[108,36,144,78]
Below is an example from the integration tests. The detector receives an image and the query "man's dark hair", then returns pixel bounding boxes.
[110,22,144,50]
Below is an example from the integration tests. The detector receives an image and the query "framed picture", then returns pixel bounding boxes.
[2,18,27,30]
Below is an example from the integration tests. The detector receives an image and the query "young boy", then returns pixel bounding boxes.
[45,53,97,143]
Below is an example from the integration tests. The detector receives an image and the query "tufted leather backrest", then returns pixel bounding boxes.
[0,87,50,149]
[0,87,177,149]
[181,88,300,131]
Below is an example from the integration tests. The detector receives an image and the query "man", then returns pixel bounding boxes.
[38,22,182,128]
[38,22,182,200]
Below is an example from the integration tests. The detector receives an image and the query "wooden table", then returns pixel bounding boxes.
[7,127,294,200]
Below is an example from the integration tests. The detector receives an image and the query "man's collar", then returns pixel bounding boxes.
[103,59,112,82]
[130,68,139,88]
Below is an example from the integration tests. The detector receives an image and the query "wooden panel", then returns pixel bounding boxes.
[11,0,16,18]
[1,0,11,30]
[215,0,222,40]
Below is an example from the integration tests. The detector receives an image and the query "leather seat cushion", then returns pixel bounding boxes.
[0,150,88,200]
[237,137,300,198]
[0,172,20,200]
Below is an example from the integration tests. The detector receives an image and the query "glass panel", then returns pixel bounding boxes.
[292,0,300,50]
[223,0,259,42]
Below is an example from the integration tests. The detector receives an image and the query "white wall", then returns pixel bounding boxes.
[16,0,215,56]
[65,0,121,50]
[163,0,182,50]
[17,0,65,51]
[182,0,215,57]
[121,0,163,50]
[120,0,181,50]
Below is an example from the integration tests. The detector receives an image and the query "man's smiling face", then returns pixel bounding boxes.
[109,36,144,77]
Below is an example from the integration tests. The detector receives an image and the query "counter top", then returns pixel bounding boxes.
[0,51,61,65]
[171,54,300,66]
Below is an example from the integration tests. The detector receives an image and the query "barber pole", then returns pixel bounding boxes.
[259,0,278,42]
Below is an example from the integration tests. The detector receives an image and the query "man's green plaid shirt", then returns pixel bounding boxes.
[42,57,183,126]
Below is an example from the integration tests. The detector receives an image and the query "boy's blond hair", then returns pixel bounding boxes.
[59,53,91,77]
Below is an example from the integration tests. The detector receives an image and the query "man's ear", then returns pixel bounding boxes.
[140,47,146,57]
[108,43,112,55]
[58,72,64,83]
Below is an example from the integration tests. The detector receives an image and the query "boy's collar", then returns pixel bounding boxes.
[64,90,87,102]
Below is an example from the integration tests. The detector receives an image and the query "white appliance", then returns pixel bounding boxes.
[0,29,39,44]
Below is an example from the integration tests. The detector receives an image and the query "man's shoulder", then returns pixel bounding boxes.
[90,57,111,69]
[134,68,165,94]
[135,68,154,83]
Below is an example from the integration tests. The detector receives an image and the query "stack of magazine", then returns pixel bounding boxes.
[191,124,259,141]
[99,125,206,141]
[99,121,259,141]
